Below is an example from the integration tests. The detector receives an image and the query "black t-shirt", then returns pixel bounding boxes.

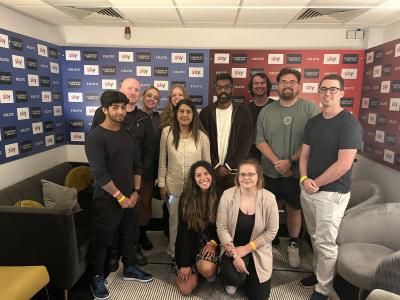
[233,209,255,246]
[303,110,363,193]
[247,99,274,160]
[85,126,140,198]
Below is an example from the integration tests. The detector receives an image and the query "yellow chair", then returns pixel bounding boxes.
[64,166,92,192]
[0,266,49,300]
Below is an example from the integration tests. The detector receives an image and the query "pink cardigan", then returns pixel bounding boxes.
[216,187,279,283]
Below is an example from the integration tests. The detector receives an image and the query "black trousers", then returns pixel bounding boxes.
[220,253,271,300]
[90,195,139,276]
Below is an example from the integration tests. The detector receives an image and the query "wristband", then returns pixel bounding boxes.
[117,195,126,204]
[249,241,257,251]
[113,190,121,198]
[300,176,308,184]
[209,240,217,247]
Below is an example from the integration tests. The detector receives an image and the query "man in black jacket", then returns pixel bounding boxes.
[200,73,253,193]
[91,78,154,269]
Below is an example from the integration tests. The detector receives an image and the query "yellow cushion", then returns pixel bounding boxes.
[14,200,44,208]
[0,266,49,300]
[64,166,92,192]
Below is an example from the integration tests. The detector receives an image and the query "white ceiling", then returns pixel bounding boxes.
[1,0,400,29]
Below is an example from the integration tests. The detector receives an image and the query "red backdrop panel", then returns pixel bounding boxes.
[359,39,400,170]
[208,49,365,117]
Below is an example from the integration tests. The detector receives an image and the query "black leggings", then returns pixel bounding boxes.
[220,253,271,300]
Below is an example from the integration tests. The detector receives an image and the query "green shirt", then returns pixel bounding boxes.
[255,98,319,178]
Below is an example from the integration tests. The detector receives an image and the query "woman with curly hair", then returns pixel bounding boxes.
[175,160,220,295]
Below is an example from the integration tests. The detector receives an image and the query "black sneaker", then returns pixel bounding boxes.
[134,245,148,266]
[123,265,154,283]
[310,290,328,300]
[90,275,110,300]
[300,274,317,289]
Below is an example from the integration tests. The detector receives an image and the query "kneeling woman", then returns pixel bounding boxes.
[175,161,220,295]
[216,159,279,300]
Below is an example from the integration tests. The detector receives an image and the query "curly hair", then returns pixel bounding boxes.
[178,161,219,231]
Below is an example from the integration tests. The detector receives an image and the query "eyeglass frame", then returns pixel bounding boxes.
[319,87,343,94]
[215,84,233,92]
[238,172,257,178]
[278,80,299,87]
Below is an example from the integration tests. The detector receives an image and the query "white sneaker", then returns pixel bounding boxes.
[206,274,217,282]
[288,241,301,268]
[225,285,237,295]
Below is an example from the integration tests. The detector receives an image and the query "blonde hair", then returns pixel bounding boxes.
[159,85,189,129]
[234,159,264,189]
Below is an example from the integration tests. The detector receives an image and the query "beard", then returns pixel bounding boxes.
[278,88,298,101]
[217,92,231,103]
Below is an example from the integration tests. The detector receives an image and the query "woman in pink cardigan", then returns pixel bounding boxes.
[216,159,279,299]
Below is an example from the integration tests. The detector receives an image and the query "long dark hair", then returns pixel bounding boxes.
[171,98,204,150]
[179,161,219,231]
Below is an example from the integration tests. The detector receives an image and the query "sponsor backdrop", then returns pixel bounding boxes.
[209,50,365,117]
[0,28,64,164]
[359,38,400,170]
[61,46,210,144]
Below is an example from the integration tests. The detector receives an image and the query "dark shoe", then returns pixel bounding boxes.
[310,290,328,300]
[300,274,318,289]
[90,275,110,300]
[134,246,148,266]
[123,265,154,282]
[139,230,154,251]
[272,236,280,247]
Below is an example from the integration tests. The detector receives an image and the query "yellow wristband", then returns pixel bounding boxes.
[300,176,308,184]
[209,240,217,247]
[117,195,126,204]
[249,241,257,251]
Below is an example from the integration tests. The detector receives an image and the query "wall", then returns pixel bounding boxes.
[0,5,67,189]
[63,26,364,49]
[2,6,400,200]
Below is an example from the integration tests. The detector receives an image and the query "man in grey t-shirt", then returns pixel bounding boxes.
[256,68,319,268]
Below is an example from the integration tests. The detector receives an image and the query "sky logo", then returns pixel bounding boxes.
[5,143,19,158]
[68,92,83,102]
[65,50,81,61]
[84,65,99,75]
[373,65,382,78]
[323,54,340,64]
[0,90,13,104]
[389,98,400,111]
[50,62,59,74]
[189,67,204,78]
[302,82,318,93]
[341,68,357,79]
[268,54,284,64]
[42,91,52,103]
[12,55,25,69]
[366,51,374,64]
[45,135,55,147]
[70,132,85,142]
[17,107,29,120]
[136,66,152,76]
[37,44,48,57]
[53,106,63,116]
[154,80,169,91]
[27,74,39,87]
[32,122,43,134]
[0,33,9,49]
[171,52,187,63]
[231,67,247,78]
[86,106,98,116]
[214,53,229,64]
[383,149,395,164]
[381,81,391,93]
[119,51,134,62]
[102,79,117,90]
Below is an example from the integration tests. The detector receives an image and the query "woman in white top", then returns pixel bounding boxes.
[158,99,211,257]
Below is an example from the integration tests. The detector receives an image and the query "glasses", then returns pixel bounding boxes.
[319,87,342,94]
[215,85,232,91]
[239,172,257,178]
[279,80,298,87]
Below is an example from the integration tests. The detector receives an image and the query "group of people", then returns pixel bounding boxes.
[85,67,362,300]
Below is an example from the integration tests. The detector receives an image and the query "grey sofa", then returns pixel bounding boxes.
[337,203,400,294]
[345,178,383,215]
[0,162,92,299]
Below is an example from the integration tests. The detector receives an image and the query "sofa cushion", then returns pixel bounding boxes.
[337,242,394,290]
[42,179,81,213]
[14,200,44,208]
[0,163,74,206]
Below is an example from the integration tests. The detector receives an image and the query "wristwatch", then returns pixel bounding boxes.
[134,188,141,195]
[289,157,296,165]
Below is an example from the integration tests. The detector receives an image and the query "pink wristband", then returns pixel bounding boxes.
[113,190,121,198]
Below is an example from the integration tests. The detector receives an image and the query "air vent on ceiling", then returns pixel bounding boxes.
[296,8,363,22]
[57,6,124,19]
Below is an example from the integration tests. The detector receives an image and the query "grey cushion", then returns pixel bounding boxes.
[366,289,400,300]
[337,243,394,290]
[41,179,81,213]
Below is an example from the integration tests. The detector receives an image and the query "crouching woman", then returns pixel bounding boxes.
[216,159,279,300]
[174,161,220,295]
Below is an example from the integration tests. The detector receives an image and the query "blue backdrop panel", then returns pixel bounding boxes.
[61,47,210,144]
[0,28,65,164]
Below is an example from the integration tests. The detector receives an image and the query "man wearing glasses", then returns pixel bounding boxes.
[299,74,362,300]
[200,73,253,193]
[256,68,319,268]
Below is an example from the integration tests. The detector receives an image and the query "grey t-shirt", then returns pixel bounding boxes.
[255,99,319,178]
